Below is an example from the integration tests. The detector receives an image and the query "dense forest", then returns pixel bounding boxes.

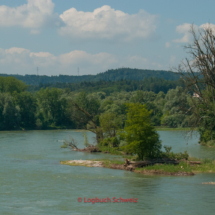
[28,77,184,94]
[0,68,180,85]
[0,75,191,131]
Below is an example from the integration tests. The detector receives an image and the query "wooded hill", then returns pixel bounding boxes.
[0,68,180,85]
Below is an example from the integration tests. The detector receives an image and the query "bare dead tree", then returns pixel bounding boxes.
[175,24,215,138]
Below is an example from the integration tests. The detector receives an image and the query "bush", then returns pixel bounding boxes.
[61,142,68,148]
[119,140,127,147]
[100,137,120,147]
[161,145,189,160]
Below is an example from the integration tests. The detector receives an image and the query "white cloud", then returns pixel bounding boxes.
[0,2,158,41]
[0,47,165,76]
[59,5,158,41]
[200,23,215,33]
[0,0,62,32]
[173,23,195,43]
[172,23,215,43]
[165,42,171,48]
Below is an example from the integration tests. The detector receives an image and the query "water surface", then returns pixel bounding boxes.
[0,130,215,215]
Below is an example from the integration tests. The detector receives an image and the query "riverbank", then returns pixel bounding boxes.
[60,159,198,176]
[61,158,215,176]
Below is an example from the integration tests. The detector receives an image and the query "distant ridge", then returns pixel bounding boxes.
[0,68,180,85]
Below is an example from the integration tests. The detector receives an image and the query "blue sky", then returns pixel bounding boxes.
[0,0,214,76]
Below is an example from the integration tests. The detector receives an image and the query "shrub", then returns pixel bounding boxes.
[100,137,120,147]
[61,142,68,148]
[161,145,189,160]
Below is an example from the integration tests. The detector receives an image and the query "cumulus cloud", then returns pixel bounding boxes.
[0,47,118,75]
[173,23,195,43]
[172,23,215,43]
[0,0,63,33]
[59,5,158,41]
[0,47,165,76]
[0,1,158,40]
[200,23,215,33]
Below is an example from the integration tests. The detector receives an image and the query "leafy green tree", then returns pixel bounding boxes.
[76,92,100,116]
[120,103,161,160]
[161,87,190,127]
[0,77,27,94]
[0,93,20,130]
[13,92,37,129]
[36,88,68,127]
[99,112,122,137]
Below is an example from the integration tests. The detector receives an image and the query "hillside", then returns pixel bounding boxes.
[0,68,180,85]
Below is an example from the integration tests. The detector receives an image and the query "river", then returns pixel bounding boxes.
[0,130,215,215]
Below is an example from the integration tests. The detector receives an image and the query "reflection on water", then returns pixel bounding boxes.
[0,130,215,215]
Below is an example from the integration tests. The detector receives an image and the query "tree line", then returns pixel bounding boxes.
[28,77,184,95]
[0,68,180,85]
[0,75,191,131]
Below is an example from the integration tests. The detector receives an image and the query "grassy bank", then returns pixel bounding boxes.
[135,158,215,175]
[135,161,193,176]
[61,158,215,176]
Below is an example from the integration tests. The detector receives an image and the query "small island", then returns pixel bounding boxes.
[61,157,215,176]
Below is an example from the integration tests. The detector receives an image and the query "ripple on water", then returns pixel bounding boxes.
[0,130,215,215]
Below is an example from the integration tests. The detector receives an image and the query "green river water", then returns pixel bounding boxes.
[1,130,215,215]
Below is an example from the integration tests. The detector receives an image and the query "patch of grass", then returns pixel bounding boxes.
[60,161,70,165]
[136,159,215,174]
[191,159,215,173]
[188,157,202,161]
[135,162,193,173]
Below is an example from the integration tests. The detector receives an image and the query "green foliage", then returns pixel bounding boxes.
[120,103,162,160]
[83,132,90,147]
[28,77,183,95]
[99,113,122,137]
[36,88,69,127]
[199,129,213,143]
[2,68,180,86]
[13,91,37,129]
[161,87,190,128]
[61,142,68,148]
[98,146,122,155]
[0,74,193,132]
[202,158,213,164]
[0,76,27,94]
[99,137,120,147]
[161,146,189,160]
[0,93,20,130]
[136,161,192,173]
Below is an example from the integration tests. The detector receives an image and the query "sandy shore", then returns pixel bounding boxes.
[61,160,103,167]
